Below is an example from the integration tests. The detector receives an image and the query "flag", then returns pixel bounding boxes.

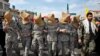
[84,5,89,15]
[85,7,89,15]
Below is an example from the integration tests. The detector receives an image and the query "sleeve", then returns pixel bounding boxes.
[30,22,34,39]
[44,23,48,30]
[31,23,34,35]
[65,24,73,34]
[77,22,84,39]
[2,20,8,32]
[16,21,22,31]
[56,23,61,32]
[14,21,22,38]
[43,23,48,34]
[69,25,76,35]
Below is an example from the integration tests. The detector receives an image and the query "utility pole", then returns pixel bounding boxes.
[67,3,69,13]
[12,5,15,10]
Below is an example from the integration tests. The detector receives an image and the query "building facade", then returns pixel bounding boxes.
[0,0,10,16]
[90,10,100,17]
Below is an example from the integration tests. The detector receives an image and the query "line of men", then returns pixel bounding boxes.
[2,10,98,56]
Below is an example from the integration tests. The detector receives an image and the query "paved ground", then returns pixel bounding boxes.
[0,42,48,56]
[0,43,100,56]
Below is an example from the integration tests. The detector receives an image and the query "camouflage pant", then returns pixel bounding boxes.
[81,36,95,56]
[32,37,44,56]
[5,34,20,56]
[48,41,57,56]
[69,38,77,56]
[21,37,32,56]
[59,41,70,56]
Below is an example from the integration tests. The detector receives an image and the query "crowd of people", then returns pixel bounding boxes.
[0,9,100,56]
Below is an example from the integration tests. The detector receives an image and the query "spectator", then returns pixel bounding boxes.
[0,16,6,56]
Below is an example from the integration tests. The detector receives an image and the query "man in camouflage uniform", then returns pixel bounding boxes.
[42,17,48,48]
[46,14,59,56]
[3,10,20,56]
[70,16,82,56]
[58,12,73,56]
[19,11,33,56]
[32,14,45,56]
[79,12,97,56]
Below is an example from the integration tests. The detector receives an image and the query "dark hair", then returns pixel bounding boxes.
[55,18,59,22]
[55,18,58,20]
[0,16,4,19]
[86,12,93,17]
[42,17,44,20]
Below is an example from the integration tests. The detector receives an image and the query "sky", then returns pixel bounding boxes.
[9,0,100,18]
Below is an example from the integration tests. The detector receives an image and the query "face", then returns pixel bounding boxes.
[48,20,52,24]
[65,16,71,23]
[24,15,30,21]
[55,20,58,23]
[87,14,93,21]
